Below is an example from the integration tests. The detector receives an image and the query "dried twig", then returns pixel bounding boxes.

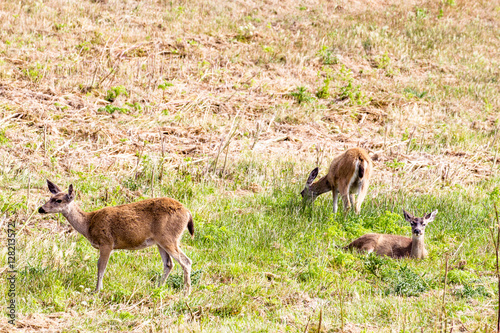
[491,204,500,333]
[441,254,449,333]
[26,174,31,215]
[250,120,261,150]
[406,126,417,154]
[317,308,323,333]
[303,312,313,333]
[210,110,240,174]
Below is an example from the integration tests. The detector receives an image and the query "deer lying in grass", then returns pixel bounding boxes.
[301,147,373,213]
[38,180,194,295]
[345,210,437,259]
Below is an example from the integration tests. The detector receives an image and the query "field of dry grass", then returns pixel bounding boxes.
[1,0,500,331]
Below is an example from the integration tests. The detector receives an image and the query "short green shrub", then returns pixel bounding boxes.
[289,86,315,104]
[97,105,131,114]
[167,269,203,290]
[105,85,128,102]
[453,282,491,299]
[447,269,478,285]
[384,265,429,297]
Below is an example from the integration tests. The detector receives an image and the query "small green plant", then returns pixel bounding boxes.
[23,63,46,82]
[125,102,142,112]
[453,282,491,299]
[385,158,405,170]
[384,265,429,296]
[447,269,478,284]
[0,129,10,144]
[158,80,173,90]
[236,24,255,42]
[289,86,315,104]
[483,98,493,113]
[337,65,368,105]
[262,45,274,53]
[339,81,366,105]
[362,39,373,53]
[415,7,428,19]
[363,253,389,277]
[365,210,410,235]
[53,23,66,31]
[167,269,202,290]
[54,102,68,111]
[318,46,339,65]
[97,105,130,114]
[375,52,391,69]
[105,85,128,102]
[404,87,428,99]
[316,77,331,99]
[374,52,398,76]
[75,41,91,53]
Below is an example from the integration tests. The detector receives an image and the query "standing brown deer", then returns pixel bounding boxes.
[345,210,437,259]
[38,180,194,295]
[301,147,373,213]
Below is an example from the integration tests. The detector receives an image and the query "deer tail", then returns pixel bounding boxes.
[187,213,195,239]
[358,157,365,179]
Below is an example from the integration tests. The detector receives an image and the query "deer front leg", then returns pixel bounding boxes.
[332,188,339,213]
[339,185,351,212]
[349,194,356,210]
[338,180,352,212]
[95,245,112,292]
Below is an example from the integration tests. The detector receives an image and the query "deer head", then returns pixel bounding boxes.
[403,209,437,238]
[300,167,319,202]
[38,180,75,214]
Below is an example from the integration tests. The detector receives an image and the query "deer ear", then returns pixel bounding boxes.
[67,184,75,201]
[47,179,62,194]
[425,210,438,223]
[306,167,319,186]
[403,209,413,222]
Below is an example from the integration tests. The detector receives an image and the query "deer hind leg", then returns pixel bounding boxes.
[159,243,192,295]
[157,245,174,286]
[354,179,369,214]
[341,193,351,211]
[95,245,113,292]
[177,248,192,295]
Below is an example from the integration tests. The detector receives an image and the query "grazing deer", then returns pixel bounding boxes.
[345,210,438,259]
[301,147,373,213]
[38,180,194,295]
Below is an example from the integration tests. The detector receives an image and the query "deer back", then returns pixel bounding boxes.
[347,233,412,259]
[88,198,190,249]
[374,234,413,258]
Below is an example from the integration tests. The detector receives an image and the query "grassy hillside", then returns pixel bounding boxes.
[0,0,499,331]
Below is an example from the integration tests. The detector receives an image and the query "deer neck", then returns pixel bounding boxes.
[310,175,331,196]
[410,234,426,259]
[61,201,91,239]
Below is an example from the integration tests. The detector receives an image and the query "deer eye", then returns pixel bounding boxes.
[55,199,62,203]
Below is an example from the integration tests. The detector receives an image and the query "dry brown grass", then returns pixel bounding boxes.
[0,1,499,193]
